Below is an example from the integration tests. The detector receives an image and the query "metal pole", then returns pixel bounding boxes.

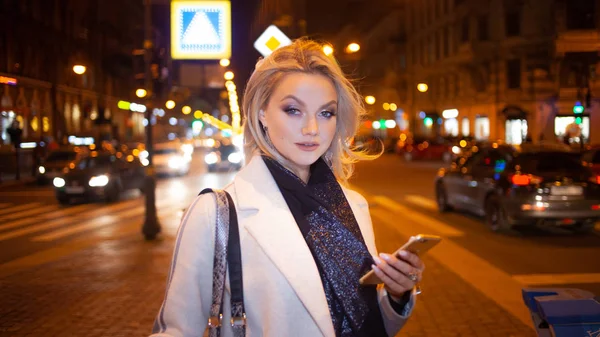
[142,0,161,240]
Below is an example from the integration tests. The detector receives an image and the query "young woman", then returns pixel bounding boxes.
[151,39,424,337]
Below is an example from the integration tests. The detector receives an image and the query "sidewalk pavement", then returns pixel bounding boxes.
[0,217,537,337]
[0,173,35,189]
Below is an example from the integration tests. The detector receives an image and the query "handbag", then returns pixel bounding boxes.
[199,188,246,337]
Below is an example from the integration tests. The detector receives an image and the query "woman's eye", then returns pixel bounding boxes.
[284,107,301,115]
[320,110,336,118]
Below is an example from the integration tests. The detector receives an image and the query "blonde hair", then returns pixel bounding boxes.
[242,38,379,184]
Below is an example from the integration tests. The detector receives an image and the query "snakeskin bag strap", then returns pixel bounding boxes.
[200,188,246,337]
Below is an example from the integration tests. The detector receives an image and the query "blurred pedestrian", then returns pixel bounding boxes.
[151,39,424,337]
[6,120,23,180]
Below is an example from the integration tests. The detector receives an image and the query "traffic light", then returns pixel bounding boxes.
[573,101,584,114]
[575,116,582,125]
[424,117,433,126]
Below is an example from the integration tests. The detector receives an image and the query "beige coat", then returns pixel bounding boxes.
[151,156,415,337]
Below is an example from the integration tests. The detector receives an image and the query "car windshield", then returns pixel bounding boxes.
[513,152,587,174]
[46,151,77,162]
[76,155,116,170]
[155,148,178,155]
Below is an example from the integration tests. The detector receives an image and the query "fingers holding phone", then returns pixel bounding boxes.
[372,250,425,297]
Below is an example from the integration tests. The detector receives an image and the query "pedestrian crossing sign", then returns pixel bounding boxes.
[254,25,292,57]
[171,0,232,60]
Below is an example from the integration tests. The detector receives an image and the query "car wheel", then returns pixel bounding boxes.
[442,152,452,163]
[484,195,511,232]
[436,183,452,213]
[57,196,70,205]
[569,221,595,234]
[106,182,121,203]
[404,152,413,162]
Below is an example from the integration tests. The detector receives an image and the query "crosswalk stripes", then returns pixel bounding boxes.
[0,203,98,232]
[0,199,142,241]
[404,194,438,211]
[0,204,60,222]
[0,203,10,209]
[0,190,55,197]
[0,199,181,242]
[0,203,42,217]
[32,204,181,242]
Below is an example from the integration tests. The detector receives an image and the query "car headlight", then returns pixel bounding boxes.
[205,152,219,165]
[141,158,149,166]
[38,166,46,174]
[53,177,65,188]
[139,150,149,159]
[228,152,242,164]
[168,156,184,169]
[89,175,109,187]
[452,146,461,155]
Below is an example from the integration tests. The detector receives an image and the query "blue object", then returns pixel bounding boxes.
[522,288,600,337]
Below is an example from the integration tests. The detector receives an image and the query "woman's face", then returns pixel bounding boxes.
[260,72,338,180]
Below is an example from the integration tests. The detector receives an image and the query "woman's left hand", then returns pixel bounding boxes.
[372,250,425,299]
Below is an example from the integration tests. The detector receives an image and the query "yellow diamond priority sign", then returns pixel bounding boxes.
[254,25,291,57]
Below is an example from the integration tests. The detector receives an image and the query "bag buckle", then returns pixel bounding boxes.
[230,313,247,327]
[208,314,223,327]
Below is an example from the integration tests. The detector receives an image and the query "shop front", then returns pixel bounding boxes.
[502,106,528,145]
[442,109,459,137]
[554,115,589,145]
[475,116,490,140]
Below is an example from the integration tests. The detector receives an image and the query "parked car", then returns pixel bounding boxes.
[204,138,243,172]
[52,151,146,204]
[36,147,82,184]
[581,146,600,176]
[395,136,451,162]
[153,141,192,176]
[435,143,600,233]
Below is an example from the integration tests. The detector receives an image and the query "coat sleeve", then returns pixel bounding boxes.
[346,189,417,336]
[150,193,217,337]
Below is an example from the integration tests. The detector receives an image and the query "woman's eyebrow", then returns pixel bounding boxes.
[281,95,337,110]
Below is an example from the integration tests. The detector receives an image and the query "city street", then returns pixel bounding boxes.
[0,153,599,336]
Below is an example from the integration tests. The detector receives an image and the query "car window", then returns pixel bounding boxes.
[46,151,77,162]
[593,151,600,164]
[513,152,588,174]
[76,155,116,169]
[155,148,178,155]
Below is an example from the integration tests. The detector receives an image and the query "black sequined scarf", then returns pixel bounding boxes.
[263,156,387,337]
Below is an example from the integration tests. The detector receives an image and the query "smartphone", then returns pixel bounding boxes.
[359,234,442,285]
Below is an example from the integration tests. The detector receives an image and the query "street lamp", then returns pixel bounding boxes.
[224,71,234,80]
[141,0,161,240]
[72,65,86,75]
[165,100,176,109]
[346,43,360,53]
[417,83,429,93]
[219,59,230,67]
[136,88,147,98]
[182,105,191,115]
[323,45,334,56]
[365,95,376,105]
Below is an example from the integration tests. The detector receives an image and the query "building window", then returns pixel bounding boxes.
[478,15,489,41]
[455,74,461,96]
[462,117,470,137]
[443,27,450,57]
[461,18,470,42]
[507,59,521,89]
[436,32,442,60]
[475,116,490,140]
[505,10,521,37]
[429,37,435,63]
[566,0,596,30]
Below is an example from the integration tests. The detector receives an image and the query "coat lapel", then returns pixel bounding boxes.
[233,156,335,337]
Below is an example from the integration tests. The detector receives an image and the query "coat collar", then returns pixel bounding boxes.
[232,155,335,336]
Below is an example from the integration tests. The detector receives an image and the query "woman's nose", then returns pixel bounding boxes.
[302,117,318,136]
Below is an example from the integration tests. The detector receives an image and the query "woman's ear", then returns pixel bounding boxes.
[259,110,267,127]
